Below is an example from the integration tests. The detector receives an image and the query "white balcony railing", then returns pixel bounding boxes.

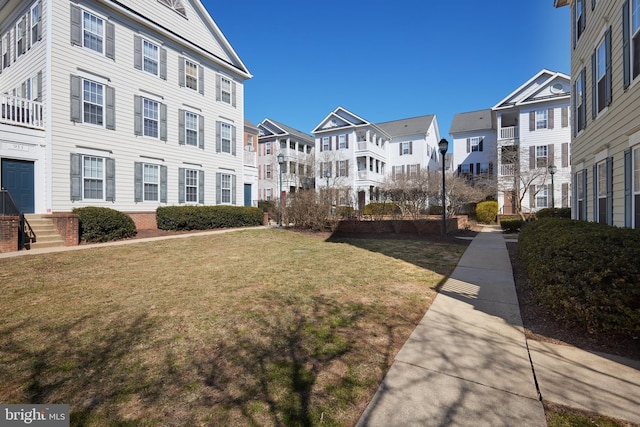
[0,94,44,130]
[500,163,515,176]
[499,126,518,140]
[243,150,256,166]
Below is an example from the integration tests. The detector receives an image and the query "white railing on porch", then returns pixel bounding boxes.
[0,94,44,129]
[500,126,518,140]
[500,164,515,176]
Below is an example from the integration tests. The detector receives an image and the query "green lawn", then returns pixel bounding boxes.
[0,229,465,426]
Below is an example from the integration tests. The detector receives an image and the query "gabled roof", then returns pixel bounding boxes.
[376,115,435,138]
[312,106,390,138]
[244,119,258,134]
[492,69,570,110]
[258,119,315,145]
[449,109,495,134]
[102,0,251,79]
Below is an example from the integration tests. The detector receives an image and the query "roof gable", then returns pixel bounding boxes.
[312,107,370,133]
[493,69,570,110]
[376,115,435,138]
[258,119,314,144]
[449,109,495,134]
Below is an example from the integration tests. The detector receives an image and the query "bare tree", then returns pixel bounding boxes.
[497,146,548,220]
[380,170,431,219]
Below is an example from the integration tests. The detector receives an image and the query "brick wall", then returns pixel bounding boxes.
[0,216,20,253]
[44,213,80,246]
[126,212,158,230]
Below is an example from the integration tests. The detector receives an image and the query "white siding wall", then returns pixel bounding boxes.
[47,0,246,213]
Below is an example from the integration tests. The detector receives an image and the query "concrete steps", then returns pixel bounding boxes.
[23,214,65,250]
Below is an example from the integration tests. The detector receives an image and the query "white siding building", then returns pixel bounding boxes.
[0,0,250,226]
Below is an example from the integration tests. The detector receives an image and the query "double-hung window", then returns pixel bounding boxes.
[470,137,480,152]
[575,0,585,44]
[536,110,548,129]
[401,141,410,155]
[536,146,548,168]
[266,188,272,201]
[596,36,607,113]
[83,156,104,200]
[220,122,232,153]
[83,10,104,54]
[15,19,25,58]
[143,40,159,76]
[143,98,159,138]
[338,160,347,177]
[629,0,640,82]
[575,69,586,132]
[220,76,231,103]
[339,135,347,149]
[143,164,159,201]
[185,59,198,90]
[30,3,39,45]
[536,186,548,209]
[184,111,198,146]
[83,80,104,126]
[597,161,607,224]
[220,174,232,204]
[265,142,271,155]
[2,33,8,68]
[266,164,271,179]
[576,170,585,220]
[322,137,330,151]
[185,169,199,203]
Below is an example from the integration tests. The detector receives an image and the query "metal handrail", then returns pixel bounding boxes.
[0,188,36,250]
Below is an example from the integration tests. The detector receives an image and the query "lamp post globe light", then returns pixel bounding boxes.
[438,138,449,236]
[548,163,557,209]
[277,152,284,227]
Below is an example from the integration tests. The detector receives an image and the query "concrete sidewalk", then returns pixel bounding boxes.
[356,226,640,426]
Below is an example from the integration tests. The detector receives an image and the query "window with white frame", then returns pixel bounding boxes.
[577,169,585,220]
[632,0,640,80]
[83,10,104,54]
[220,122,232,153]
[220,76,231,104]
[596,35,608,114]
[266,164,271,179]
[30,3,39,45]
[280,139,286,149]
[402,141,410,155]
[322,137,330,151]
[536,110,548,129]
[536,145,548,168]
[266,142,271,155]
[143,164,159,201]
[460,164,470,175]
[470,137,480,152]
[479,163,490,174]
[266,188,272,201]
[185,59,198,90]
[83,80,104,126]
[220,173,232,203]
[143,40,159,76]
[597,161,607,223]
[339,135,347,149]
[409,164,418,177]
[143,98,159,138]
[25,75,38,101]
[2,33,8,68]
[247,134,253,149]
[184,111,198,146]
[15,19,25,58]
[83,156,104,200]
[576,69,586,132]
[536,186,548,209]
[185,169,198,203]
[575,0,585,43]
[338,160,347,177]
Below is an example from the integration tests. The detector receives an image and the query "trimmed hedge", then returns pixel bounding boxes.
[500,218,524,233]
[72,206,137,242]
[156,205,263,231]
[536,207,571,219]
[518,218,640,338]
[363,202,401,216]
[476,200,498,224]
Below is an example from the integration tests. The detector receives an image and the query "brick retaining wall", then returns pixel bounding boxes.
[0,216,19,253]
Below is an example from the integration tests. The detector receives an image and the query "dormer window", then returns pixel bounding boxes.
[158,0,186,17]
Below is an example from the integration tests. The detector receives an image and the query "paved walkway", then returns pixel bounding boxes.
[357,226,640,426]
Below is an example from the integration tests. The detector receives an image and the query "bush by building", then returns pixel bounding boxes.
[518,218,640,338]
[156,206,263,231]
[72,206,137,242]
[500,218,525,233]
[475,201,498,224]
[535,207,571,219]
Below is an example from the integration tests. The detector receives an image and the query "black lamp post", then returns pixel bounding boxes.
[438,138,449,236]
[548,163,557,208]
[277,152,284,227]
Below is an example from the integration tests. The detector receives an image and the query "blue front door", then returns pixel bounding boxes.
[1,158,35,213]
[244,184,252,207]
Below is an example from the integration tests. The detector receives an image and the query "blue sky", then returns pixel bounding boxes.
[207,1,570,142]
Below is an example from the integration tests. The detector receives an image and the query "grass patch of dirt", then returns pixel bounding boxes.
[0,228,468,426]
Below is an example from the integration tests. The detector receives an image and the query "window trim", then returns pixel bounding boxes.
[184,58,198,91]
[143,39,160,76]
[82,155,105,201]
[82,9,105,55]
[30,2,40,46]
[143,163,160,202]
[184,168,199,203]
[220,76,232,104]
[536,145,548,168]
[220,173,232,204]
[83,79,105,127]
[536,110,548,129]
[143,98,159,139]
[220,122,232,153]
[536,185,549,209]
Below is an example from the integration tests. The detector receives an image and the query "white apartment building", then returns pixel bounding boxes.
[311,106,442,211]
[0,0,250,226]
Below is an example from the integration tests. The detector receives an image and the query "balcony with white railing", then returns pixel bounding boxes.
[0,94,44,130]
[499,126,518,141]
[355,139,386,157]
[500,163,516,176]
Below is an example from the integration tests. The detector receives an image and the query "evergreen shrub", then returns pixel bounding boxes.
[72,206,137,242]
[156,205,263,231]
[475,200,498,224]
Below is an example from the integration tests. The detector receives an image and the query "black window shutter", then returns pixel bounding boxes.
[591,51,597,119]
[70,4,81,46]
[134,162,143,202]
[479,138,484,152]
[105,158,115,202]
[623,0,631,89]
[593,164,598,222]
[133,35,142,70]
[178,109,185,145]
[605,26,612,106]
[160,165,167,203]
[199,115,205,149]
[178,57,185,87]
[178,168,185,203]
[198,171,205,204]
[606,156,613,225]
[70,75,82,122]
[470,163,474,174]
[582,169,588,219]
[160,103,167,141]
[529,111,535,131]
[581,67,587,127]
[160,48,167,80]
[624,148,632,226]
[134,95,142,135]
[106,86,115,130]
[105,22,115,60]
[70,153,82,201]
